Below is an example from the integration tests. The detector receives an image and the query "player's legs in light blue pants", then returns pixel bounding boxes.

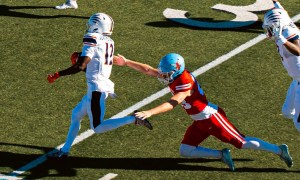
[61,95,87,153]
[61,92,136,153]
[87,91,136,134]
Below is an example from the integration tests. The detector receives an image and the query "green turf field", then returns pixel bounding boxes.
[1,0,300,179]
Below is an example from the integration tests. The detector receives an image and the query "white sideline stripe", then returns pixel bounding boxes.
[4,13,300,179]
[98,173,118,180]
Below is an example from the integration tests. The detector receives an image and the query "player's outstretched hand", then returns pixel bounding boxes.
[272,21,287,45]
[135,110,152,120]
[113,54,127,66]
[47,72,60,83]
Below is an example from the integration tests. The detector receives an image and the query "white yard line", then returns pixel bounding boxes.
[98,173,118,180]
[2,13,299,180]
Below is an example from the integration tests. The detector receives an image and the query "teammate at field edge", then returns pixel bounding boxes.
[55,0,78,10]
[262,0,300,132]
[47,13,152,159]
[113,53,293,171]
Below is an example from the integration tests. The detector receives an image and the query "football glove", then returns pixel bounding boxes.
[272,21,287,45]
[70,51,81,65]
[47,72,60,83]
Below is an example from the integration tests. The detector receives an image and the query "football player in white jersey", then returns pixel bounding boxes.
[113,53,293,171]
[47,13,152,158]
[263,0,300,132]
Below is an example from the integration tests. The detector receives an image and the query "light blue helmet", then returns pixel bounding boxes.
[158,53,185,85]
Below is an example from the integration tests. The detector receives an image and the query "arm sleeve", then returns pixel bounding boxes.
[81,45,94,59]
[283,28,300,41]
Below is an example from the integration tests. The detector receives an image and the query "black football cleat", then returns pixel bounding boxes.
[133,110,153,130]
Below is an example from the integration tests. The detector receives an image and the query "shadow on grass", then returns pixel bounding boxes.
[145,19,300,34]
[0,142,299,179]
[0,5,88,19]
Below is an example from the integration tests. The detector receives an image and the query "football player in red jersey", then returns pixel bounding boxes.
[114,53,293,171]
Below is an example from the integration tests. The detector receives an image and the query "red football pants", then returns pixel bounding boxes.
[181,108,246,149]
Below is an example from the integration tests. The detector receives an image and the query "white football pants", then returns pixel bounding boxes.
[281,80,300,132]
[61,91,135,153]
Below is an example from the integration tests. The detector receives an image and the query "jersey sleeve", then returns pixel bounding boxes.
[81,45,94,59]
[81,33,98,58]
[283,27,300,42]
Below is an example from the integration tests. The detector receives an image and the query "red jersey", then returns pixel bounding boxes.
[168,70,218,120]
[171,71,245,148]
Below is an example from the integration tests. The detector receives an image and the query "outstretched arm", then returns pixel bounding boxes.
[135,90,191,120]
[47,55,91,83]
[59,56,90,76]
[113,54,159,77]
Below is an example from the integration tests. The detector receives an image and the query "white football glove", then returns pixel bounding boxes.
[272,21,287,45]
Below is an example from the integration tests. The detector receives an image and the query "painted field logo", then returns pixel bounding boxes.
[163,0,273,28]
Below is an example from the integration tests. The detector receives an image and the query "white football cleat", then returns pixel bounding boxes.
[55,1,78,10]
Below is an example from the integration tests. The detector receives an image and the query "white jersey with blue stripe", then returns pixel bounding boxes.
[277,26,300,80]
[81,33,115,93]
[272,1,300,80]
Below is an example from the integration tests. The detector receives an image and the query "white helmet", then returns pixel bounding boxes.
[262,8,293,39]
[87,13,114,35]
